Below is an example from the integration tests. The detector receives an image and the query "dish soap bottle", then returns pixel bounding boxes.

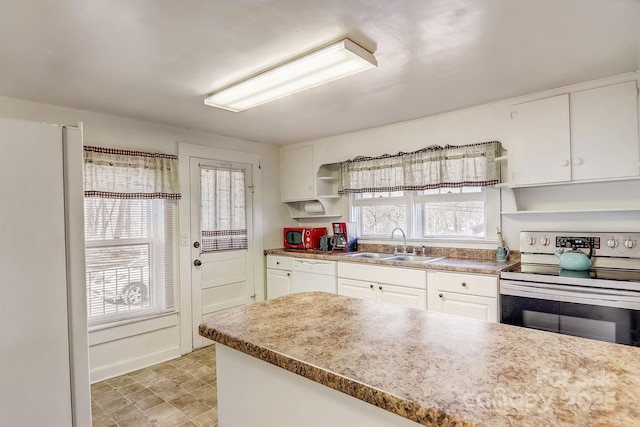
[496,228,510,261]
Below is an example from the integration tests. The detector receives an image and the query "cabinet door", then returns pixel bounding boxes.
[570,81,639,181]
[281,145,315,201]
[266,269,291,299]
[338,278,375,301]
[378,284,427,310]
[429,292,497,322]
[510,94,571,185]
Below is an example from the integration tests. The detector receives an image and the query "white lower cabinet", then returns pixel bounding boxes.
[266,255,293,299]
[427,271,498,322]
[267,269,291,299]
[337,263,427,310]
[337,278,377,301]
[378,283,427,309]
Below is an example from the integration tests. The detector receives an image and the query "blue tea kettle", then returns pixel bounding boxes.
[555,240,593,271]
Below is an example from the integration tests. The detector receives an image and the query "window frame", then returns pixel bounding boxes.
[350,187,500,243]
[84,197,176,326]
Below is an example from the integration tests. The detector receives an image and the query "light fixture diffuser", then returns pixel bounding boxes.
[204,39,377,112]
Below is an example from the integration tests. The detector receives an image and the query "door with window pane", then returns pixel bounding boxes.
[190,158,254,348]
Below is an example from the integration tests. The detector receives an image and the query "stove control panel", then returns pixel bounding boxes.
[520,231,640,259]
[556,236,600,249]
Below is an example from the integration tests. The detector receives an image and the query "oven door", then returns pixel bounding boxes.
[500,280,640,346]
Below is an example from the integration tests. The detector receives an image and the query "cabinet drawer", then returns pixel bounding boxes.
[338,262,426,289]
[266,255,293,271]
[427,271,498,298]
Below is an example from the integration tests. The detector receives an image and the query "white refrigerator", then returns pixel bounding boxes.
[0,117,91,426]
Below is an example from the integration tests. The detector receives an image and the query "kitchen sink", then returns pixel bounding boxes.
[344,252,443,264]
[344,252,394,259]
[387,255,443,263]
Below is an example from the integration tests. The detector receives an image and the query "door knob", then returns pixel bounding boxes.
[194,259,202,267]
[193,241,200,248]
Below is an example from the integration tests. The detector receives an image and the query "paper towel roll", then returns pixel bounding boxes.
[304,202,324,213]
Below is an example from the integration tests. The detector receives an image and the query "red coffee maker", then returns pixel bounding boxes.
[331,222,357,252]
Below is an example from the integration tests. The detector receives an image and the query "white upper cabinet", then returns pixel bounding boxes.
[570,81,639,181]
[281,145,315,201]
[510,94,571,186]
[509,81,639,187]
[280,145,342,218]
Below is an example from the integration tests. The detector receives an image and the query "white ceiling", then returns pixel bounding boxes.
[0,0,638,145]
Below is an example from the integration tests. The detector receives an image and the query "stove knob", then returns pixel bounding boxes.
[526,237,536,246]
[607,238,619,248]
[623,239,636,249]
[540,238,550,246]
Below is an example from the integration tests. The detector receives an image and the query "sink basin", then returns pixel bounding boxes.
[387,255,443,263]
[344,252,394,259]
[344,252,443,264]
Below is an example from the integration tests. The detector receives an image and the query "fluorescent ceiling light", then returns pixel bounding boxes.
[204,39,377,112]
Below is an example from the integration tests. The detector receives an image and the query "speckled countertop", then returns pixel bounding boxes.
[265,245,520,275]
[200,292,640,426]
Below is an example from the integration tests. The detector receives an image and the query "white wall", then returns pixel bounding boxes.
[0,95,288,382]
[291,72,640,248]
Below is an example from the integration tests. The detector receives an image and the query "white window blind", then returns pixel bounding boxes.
[83,146,179,325]
[200,166,247,252]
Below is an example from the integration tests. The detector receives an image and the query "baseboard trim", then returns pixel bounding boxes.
[90,345,182,383]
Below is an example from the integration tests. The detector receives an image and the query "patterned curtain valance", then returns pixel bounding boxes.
[83,146,181,199]
[339,141,502,194]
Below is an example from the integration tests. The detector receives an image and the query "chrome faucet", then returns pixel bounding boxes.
[391,227,407,254]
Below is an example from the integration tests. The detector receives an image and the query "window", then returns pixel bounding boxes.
[84,199,174,323]
[352,187,499,240]
[418,187,485,238]
[82,146,180,325]
[352,191,407,237]
[200,166,247,252]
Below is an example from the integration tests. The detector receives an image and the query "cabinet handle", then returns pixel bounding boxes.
[573,158,583,166]
[369,284,374,289]
[287,273,290,277]
[461,282,467,287]
[378,285,383,290]
[438,293,443,298]
[276,261,280,265]
[559,160,569,167]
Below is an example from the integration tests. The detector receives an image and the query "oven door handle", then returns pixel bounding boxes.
[500,281,640,310]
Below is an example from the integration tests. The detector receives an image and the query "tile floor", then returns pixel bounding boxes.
[91,345,218,427]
